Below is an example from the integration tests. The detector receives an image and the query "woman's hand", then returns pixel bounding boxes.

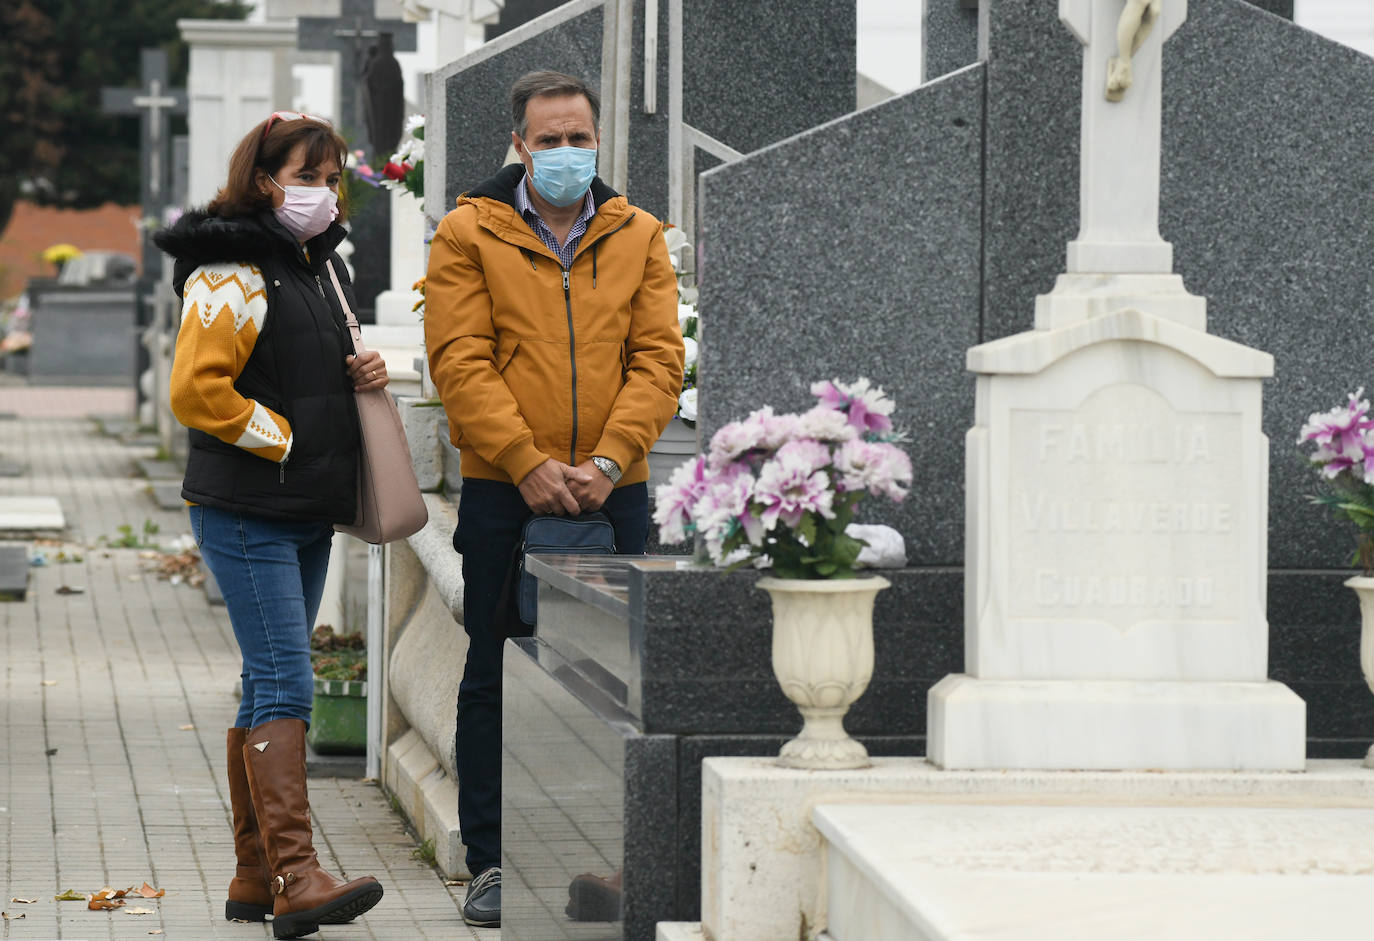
[346,351,389,391]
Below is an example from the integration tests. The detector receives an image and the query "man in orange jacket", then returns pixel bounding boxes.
[424,69,684,928]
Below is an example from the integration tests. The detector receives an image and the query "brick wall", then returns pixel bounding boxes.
[0,201,141,299]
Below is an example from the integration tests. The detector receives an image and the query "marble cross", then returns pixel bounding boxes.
[100,49,187,208]
[1059,0,1187,274]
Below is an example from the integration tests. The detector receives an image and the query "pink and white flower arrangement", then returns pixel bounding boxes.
[654,378,912,578]
[1299,388,1374,574]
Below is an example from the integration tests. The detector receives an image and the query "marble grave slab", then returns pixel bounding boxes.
[817,801,1374,940]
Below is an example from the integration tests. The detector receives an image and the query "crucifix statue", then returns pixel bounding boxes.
[1058,0,1186,276]
[297,0,417,136]
[1106,0,1162,101]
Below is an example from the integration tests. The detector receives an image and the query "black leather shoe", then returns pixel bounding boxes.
[462,866,501,928]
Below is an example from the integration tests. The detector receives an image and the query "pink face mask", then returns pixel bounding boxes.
[268,174,339,241]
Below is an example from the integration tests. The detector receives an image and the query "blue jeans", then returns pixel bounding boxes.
[453,478,648,875]
[190,504,335,729]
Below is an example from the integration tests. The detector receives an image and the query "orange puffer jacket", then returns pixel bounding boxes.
[425,165,684,487]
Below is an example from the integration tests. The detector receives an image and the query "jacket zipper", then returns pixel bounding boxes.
[562,267,578,465]
[515,212,638,468]
[560,213,634,464]
[279,456,288,483]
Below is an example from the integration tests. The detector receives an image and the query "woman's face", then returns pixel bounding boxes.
[261,142,341,207]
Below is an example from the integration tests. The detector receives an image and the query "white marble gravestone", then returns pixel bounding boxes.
[927,0,1305,771]
[179,19,296,207]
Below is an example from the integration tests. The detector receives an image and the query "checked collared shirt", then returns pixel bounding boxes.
[515,174,596,270]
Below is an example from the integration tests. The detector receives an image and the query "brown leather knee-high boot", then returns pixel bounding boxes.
[226,728,274,921]
[243,718,383,940]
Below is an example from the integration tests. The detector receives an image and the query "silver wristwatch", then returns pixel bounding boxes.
[591,455,622,484]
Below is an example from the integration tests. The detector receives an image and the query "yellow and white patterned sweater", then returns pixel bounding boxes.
[169,262,293,464]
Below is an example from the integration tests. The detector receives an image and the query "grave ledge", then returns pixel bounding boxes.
[700,756,1374,941]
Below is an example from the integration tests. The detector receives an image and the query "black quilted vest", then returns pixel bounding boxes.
[154,210,360,522]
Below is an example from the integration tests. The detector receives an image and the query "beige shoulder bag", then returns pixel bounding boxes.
[326,260,428,544]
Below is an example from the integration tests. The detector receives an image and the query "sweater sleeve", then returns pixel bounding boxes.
[168,262,293,464]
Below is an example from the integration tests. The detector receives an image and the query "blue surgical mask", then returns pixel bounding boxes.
[526,144,597,207]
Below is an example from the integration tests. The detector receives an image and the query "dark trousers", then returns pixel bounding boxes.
[452,477,649,875]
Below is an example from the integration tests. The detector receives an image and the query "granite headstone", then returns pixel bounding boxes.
[922,0,979,83]
[427,0,857,223]
[430,0,605,217]
[697,65,983,566]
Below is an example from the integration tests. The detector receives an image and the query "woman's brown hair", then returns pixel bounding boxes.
[206,116,351,221]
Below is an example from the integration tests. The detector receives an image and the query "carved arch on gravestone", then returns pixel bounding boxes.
[967,309,1273,379]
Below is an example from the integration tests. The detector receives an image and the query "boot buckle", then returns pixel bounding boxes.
[272,873,297,896]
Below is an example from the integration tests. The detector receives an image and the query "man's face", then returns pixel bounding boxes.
[514,93,598,173]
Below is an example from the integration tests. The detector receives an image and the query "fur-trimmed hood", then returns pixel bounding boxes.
[153,209,347,296]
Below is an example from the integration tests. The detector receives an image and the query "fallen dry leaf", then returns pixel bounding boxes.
[8,897,36,903]
[149,930,164,935]
[125,906,156,915]
[54,888,84,901]
[177,724,194,732]
[55,585,84,595]
[149,550,205,587]
[88,898,124,910]
[91,886,132,900]
[1,911,25,920]
[40,680,57,687]
[136,882,165,898]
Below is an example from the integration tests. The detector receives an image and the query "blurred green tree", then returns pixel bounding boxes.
[0,0,248,233]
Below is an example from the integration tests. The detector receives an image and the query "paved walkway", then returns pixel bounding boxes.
[0,393,497,940]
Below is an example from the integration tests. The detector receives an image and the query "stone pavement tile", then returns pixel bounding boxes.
[1,417,496,941]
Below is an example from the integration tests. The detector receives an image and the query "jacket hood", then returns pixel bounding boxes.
[153,209,347,296]
[463,162,620,211]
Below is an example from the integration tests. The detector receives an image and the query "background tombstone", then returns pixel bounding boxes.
[100,49,188,282]
[179,18,297,207]
[297,0,419,138]
[426,0,606,225]
[100,48,188,410]
[297,2,419,321]
[425,0,856,227]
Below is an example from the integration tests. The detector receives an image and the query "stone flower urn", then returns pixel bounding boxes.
[757,575,890,770]
[1345,575,1374,769]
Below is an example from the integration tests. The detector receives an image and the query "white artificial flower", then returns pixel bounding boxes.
[678,387,698,422]
[403,113,425,135]
[662,226,691,272]
[678,303,697,331]
[682,336,698,369]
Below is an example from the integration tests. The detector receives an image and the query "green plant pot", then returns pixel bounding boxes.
[307,677,367,755]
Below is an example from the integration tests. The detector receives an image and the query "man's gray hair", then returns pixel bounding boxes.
[510,70,601,138]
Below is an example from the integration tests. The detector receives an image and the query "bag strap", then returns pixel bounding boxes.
[325,259,367,358]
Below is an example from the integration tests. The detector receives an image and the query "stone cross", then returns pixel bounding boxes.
[100,49,188,211]
[298,0,417,135]
[1059,0,1187,274]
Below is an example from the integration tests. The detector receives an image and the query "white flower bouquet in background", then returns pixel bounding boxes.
[662,223,698,423]
[654,378,912,578]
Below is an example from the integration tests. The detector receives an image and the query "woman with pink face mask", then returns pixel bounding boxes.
[153,113,386,939]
